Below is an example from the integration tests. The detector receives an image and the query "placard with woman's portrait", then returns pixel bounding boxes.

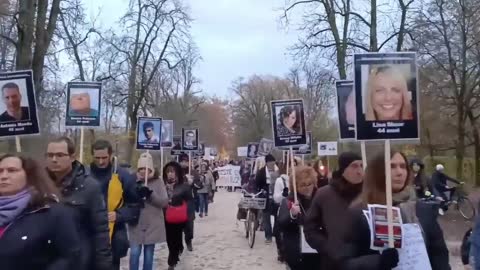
[354,52,419,140]
[271,99,307,147]
[336,80,355,140]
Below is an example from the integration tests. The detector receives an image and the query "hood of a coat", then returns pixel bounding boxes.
[330,176,363,202]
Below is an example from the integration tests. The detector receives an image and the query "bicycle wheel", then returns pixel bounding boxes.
[248,211,256,248]
[457,196,476,220]
[244,210,250,238]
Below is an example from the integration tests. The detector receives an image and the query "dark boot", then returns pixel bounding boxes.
[187,242,193,251]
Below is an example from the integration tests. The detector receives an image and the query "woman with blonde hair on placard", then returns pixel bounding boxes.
[365,65,414,121]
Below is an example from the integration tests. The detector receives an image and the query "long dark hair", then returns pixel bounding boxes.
[359,150,412,205]
[0,154,60,207]
[163,161,185,184]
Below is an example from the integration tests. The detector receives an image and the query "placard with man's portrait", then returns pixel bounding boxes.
[354,52,419,141]
[171,135,184,156]
[136,117,162,150]
[0,70,40,137]
[65,81,102,126]
[182,128,199,151]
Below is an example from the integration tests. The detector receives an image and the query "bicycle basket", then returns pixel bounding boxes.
[239,197,267,210]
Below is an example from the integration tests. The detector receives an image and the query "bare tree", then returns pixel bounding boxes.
[104,0,191,162]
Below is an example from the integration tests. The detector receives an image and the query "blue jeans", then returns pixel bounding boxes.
[129,244,155,270]
[198,193,209,214]
[263,202,273,240]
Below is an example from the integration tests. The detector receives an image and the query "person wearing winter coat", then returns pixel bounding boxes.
[196,163,215,217]
[179,153,195,252]
[341,150,451,270]
[313,159,329,188]
[88,140,141,270]
[410,158,431,198]
[46,137,112,270]
[303,152,364,269]
[277,165,321,270]
[163,161,194,270]
[128,153,169,270]
[0,154,81,270]
[272,163,290,262]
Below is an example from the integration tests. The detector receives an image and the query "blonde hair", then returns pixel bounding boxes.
[289,165,318,192]
[365,65,413,121]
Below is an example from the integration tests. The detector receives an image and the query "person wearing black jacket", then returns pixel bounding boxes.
[410,158,430,198]
[164,161,194,270]
[46,137,112,270]
[0,154,81,270]
[179,153,196,252]
[88,140,141,270]
[255,154,279,243]
[341,150,450,270]
[277,165,320,270]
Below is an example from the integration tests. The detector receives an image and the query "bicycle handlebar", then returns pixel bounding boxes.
[242,189,266,197]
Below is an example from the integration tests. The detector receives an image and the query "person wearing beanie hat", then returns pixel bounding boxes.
[303,151,364,269]
[255,153,279,244]
[128,153,168,270]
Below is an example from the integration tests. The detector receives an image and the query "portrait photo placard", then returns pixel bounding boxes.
[258,138,274,156]
[195,142,205,157]
[295,131,312,155]
[0,70,40,137]
[210,147,218,156]
[336,80,355,140]
[136,117,162,150]
[354,52,419,141]
[65,81,102,126]
[271,99,307,147]
[171,135,183,155]
[161,120,174,148]
[247,142,259,158]
[182,128,199,151]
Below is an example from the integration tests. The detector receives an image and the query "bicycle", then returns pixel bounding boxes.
[238,189,266,248]
[428,183,476,220]
[445,183,476,220]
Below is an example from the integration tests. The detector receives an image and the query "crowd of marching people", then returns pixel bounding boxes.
[2,134,480,270]
[0,136,219,270]
[240,149,480,270]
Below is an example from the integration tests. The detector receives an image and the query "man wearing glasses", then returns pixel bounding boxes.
[46,136,112,270]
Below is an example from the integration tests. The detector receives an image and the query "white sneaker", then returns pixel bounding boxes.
[438,208,445,216]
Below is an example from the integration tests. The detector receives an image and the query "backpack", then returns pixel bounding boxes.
[461,228,472,265]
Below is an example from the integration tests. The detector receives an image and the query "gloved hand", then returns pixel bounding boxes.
[379,248,399,269]
[137,186,153,199]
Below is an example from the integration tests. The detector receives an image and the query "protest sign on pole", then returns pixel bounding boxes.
[136,117,162,151]
[237,146,248,157]
[247,143,259,159]
[317,141,338,156]
[258,138,274,156]
[0,70,41,151]
[171,135,183,156]
[161,120,173,147]
[216,165,241,188]
[354,52,419,248]
[270,99,307,147]
[182,128,199,151]
[295,131,312,155]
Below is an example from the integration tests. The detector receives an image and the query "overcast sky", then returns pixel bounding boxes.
[86,0,299,98]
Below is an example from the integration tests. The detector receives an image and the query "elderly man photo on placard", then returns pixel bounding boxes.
[69,88,99,117]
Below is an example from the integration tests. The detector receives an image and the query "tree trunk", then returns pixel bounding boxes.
[467,110,480,186]
[15,0,35,69]
[456,106,466,179]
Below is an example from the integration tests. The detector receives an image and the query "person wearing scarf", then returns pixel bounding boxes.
[341,150,450,270]
[0,154,81,270]
[303,152,364,269]
[128,153,168,270]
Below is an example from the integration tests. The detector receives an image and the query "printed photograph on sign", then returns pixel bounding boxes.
[161,120,173,147]
[237,146,248,157]
[0,70,40,137]
[271,99,307,147]
[210,147,218,156]
[65,82,102,126]
[247,142,259,158]
[171,135,183,155]
[317,141,338,156]
[195,142,205,156]
[336,80,355,140]
[182,128,199,151]
[258,138,274,156]
[136,117,162,150]
[295,131,312,155]
[354,52,419,140]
